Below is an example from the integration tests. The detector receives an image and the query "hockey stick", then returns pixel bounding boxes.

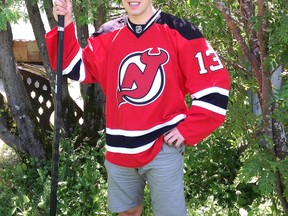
[50,15,65,216]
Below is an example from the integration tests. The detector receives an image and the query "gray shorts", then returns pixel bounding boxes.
[104,143,187,216]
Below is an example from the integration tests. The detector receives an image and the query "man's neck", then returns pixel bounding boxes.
[128,7,157,25]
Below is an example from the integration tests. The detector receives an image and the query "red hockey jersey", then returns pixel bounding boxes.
[46,10,230,168]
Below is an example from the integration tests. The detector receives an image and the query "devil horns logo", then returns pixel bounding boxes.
[117,48,169,107]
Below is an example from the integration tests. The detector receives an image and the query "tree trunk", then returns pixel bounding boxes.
[0,82,23,151]
[43,0,57,29]
[0,22,46,158]
[72,1,106,147]
[271,66,288,215]
[25,0,84,138]
[275,170,288,215]
[271,66,288,160]
[24,0,55,85]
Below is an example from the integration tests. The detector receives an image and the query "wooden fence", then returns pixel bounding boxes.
[0,40,83,131]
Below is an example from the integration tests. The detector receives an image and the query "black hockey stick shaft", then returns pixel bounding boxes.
[50,15,65,216]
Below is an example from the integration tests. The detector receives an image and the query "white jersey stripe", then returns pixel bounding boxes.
[192,87,229,99]
[105,140,155,154]
[192,100,227,116]
[78,62,86,82]
[126,10,162,33]
[126,20,133,30]
[106,113,186,137]
[144,10,161,31]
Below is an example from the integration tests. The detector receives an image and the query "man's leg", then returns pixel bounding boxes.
[105,160,146,214]
[118,204,143,216]
[140,143,187,216]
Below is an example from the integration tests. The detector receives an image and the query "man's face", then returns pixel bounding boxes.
[121,0,154,24]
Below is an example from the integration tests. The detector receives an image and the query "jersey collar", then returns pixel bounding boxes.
[126,10,162,38]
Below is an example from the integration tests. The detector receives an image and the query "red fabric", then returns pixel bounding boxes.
[45,13,230,168]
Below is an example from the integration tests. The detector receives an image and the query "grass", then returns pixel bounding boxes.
[0,141,50,216]
[0,141,21,216]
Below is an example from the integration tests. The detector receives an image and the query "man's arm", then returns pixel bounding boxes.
[46,0,101,83]
[177,37,230,146]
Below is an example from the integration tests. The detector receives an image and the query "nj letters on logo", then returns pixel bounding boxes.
[117,48,169,107]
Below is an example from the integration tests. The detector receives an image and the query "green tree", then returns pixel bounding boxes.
[212,1,288,213]
[0,0,48,158]
[154,0,288,214]
[1,0,288,215]
[0,0,113,158]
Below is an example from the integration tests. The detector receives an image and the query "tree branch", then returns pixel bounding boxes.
[213,1,260,72]
[0,120,25,153]
[213,0,263,106]
[257,0,268,67]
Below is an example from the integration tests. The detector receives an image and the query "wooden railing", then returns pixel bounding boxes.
[1,40,84,131]
[18,64,55,131]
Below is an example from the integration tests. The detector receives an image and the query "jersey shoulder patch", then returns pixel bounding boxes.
[156,12,203,40]
[92,16,126,37]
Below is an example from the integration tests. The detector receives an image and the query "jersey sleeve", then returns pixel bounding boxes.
[45,22,104,83]
[176,33,230,146]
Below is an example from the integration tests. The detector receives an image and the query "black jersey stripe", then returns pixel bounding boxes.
[193,93,229,110]
[106,121,181,149]
[66,59,81,81]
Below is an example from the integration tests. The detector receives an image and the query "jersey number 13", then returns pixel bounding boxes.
[195,50,224,74]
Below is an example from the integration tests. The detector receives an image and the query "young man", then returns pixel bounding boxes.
[47,0,230,215]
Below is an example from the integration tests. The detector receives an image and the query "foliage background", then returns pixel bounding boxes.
[0,0,288,215]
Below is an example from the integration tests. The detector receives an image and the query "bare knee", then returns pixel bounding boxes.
[118,204,143,216]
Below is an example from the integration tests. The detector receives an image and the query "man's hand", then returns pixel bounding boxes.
[163,128,184,148]
[53,0,73,27]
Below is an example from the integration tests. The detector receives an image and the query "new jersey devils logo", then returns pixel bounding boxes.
[117,48,169,107]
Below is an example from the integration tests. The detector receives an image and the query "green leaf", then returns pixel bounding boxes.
[258,170,274,196]
[23,195,30,204]
[21,163,27,171]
